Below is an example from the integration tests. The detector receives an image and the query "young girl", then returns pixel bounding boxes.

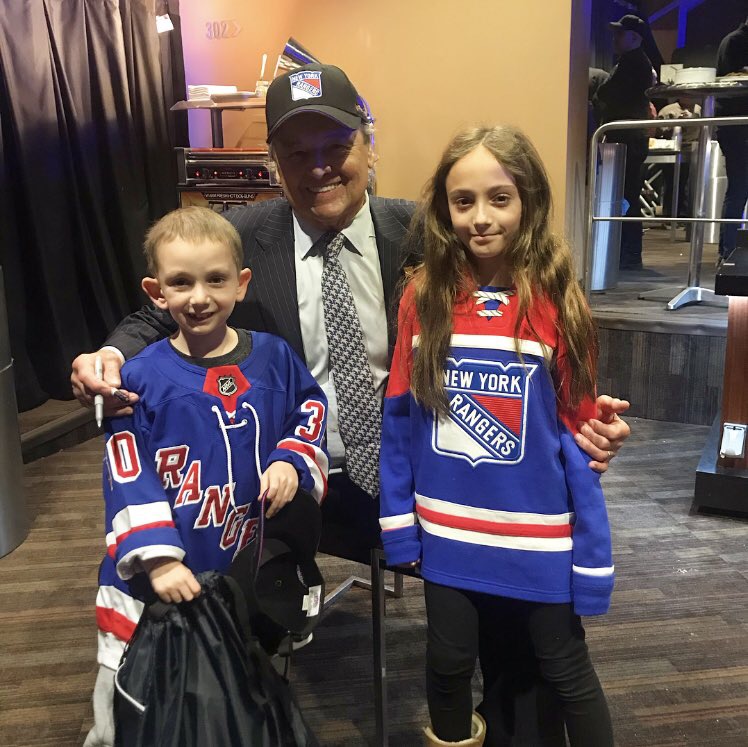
[379,126,615,747]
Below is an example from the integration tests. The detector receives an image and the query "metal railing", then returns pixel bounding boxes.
[584,114,748,306]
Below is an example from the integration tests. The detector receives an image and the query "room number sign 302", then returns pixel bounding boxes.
[205,19,242,39]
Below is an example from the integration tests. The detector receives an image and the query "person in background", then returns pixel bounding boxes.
[657,100,701,139]
[588,67,610,141]
[657,100,701,220]
[83,207,328,747]
[595,14,657,270]
[381,125,614,746]
[71,63,633,744]
[641,25,664,79]
[715,15,748,264]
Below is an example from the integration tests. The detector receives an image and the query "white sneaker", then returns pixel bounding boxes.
[278,632,314,655]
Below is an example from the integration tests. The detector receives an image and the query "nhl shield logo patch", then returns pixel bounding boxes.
[289,70,323,100]
[217,375,238,396]
[203,366,251,422]
[433,357,537,465]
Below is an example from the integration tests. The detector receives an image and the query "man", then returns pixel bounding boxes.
[71,63,631,743]
[588,67,610,141]
[715,15,748,263]
[595,14,656,270]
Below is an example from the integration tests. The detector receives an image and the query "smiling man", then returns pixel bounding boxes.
[71,63,631,744]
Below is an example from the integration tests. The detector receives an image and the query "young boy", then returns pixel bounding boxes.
[84,206,328,747]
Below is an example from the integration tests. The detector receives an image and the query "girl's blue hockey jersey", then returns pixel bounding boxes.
[380,284,614,616]
[95,332,328,669]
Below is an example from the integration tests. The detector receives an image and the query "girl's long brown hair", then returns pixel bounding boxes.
[408,125,597,416]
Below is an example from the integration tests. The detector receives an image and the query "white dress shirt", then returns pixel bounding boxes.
[292,194,389,467]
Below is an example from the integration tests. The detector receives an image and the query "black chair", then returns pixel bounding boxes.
[317,478,420,746]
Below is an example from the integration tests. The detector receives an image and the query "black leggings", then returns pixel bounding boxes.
[424,581,613,746]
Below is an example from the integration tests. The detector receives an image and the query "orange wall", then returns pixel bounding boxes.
[179,1,298,149]
[180,1,589,243]
[565,0,593,264]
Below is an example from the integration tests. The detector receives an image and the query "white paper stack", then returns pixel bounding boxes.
[187,84,238,101]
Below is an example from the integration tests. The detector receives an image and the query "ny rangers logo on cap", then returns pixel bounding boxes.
[289,70,323,101]
[433,357,537,465]
[217,375,238,396]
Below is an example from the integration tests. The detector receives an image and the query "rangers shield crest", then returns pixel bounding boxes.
[433,357,537,465]
[289,70,323,100]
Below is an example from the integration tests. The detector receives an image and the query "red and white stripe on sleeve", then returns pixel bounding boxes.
[277,438,329,503]
[379,512,418,532]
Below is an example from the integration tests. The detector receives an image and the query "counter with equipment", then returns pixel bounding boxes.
[694,242,748,514]
[176,147,283,211]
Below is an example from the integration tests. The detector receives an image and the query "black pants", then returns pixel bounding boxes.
[424,581,613,746]
[660,161,691,218]
[717,127,748,259]
[608,133,648,266]
[318,472,382,563]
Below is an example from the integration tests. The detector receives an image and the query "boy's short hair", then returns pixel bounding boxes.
[143,206,244,275]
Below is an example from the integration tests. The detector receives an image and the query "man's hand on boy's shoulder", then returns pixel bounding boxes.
[71,348,138,417]
[261,461,299,519]
[144,558,201,604]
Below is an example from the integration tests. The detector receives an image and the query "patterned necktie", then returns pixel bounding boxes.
[320,232,382,497]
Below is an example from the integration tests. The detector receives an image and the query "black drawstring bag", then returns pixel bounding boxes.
[114,572,318,747]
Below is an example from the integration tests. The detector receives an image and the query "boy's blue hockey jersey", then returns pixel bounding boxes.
[380,284,614,616]
[96,332,328,669]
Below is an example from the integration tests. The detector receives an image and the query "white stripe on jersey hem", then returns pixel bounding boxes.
[380,512,417,530]
[572,564,614,577]
[112,501,174,540]
[98,631,127,671]
[416,493,574,525]
[412,334,552,362]
[96,585,145,624]
[419,516,572,552]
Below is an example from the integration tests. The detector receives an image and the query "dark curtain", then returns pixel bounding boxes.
[0,0,187,411]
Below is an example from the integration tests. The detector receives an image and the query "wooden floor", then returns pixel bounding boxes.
[1,418,747,746]
[17,400,81,436]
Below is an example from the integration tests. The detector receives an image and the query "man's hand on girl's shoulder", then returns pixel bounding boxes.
[576,396,631,474]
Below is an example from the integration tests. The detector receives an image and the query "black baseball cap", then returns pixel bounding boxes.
[265,63,366,142]
[610,14,648,35]
[229,490,325,645]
